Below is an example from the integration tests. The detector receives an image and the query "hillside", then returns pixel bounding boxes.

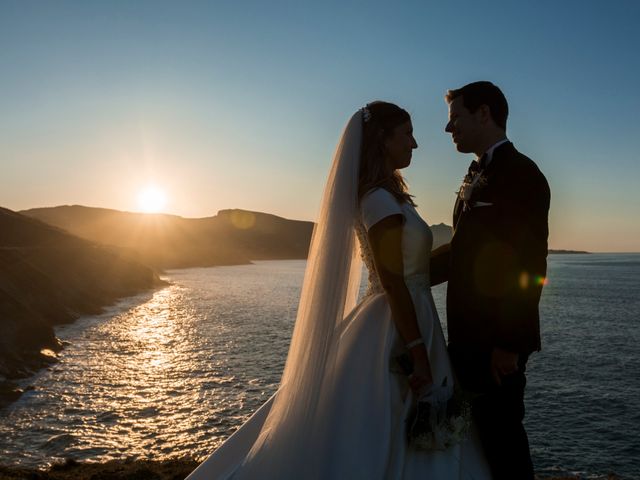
[21,206,457,269]
[0,208,165,401]
[22,206,314,269]
[430,223,453,249]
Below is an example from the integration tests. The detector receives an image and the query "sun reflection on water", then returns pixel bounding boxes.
[2,258,639,477]
[0,262,303,468]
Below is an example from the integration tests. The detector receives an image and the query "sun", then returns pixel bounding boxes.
[137,185,168,213]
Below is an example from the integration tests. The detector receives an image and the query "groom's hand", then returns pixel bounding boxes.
[490,348,519,386]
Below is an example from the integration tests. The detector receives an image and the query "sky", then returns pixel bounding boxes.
[1,0,639,252]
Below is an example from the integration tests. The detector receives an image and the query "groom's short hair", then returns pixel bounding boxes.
[445,81,509,130]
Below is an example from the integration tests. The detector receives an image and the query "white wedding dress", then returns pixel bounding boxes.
[187,110,491,479]
[187,188,492,480]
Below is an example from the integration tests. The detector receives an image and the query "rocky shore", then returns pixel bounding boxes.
[0,458,198,480]
[0,459,622,480]
[0,208,166,407]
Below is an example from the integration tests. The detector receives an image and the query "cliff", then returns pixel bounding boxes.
[0,207,165,401]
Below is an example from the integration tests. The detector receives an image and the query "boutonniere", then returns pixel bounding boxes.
[457,171,488,211]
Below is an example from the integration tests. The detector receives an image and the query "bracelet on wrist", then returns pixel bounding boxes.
[405,338,424,349]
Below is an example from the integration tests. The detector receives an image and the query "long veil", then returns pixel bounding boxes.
[233,110,364,478]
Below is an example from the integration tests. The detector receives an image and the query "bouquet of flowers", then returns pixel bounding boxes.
[395,354,473,451]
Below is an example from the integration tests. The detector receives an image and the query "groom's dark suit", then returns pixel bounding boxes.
[431,141,550,480]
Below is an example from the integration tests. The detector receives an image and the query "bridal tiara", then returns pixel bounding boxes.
[361,106,372,123]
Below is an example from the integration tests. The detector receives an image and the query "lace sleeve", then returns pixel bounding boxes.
[360,188,404,231]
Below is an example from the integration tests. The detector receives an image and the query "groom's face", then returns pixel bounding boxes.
[445,96,483,154]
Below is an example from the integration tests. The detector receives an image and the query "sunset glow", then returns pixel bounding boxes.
[137,186,167,213]
[1,2,639,252]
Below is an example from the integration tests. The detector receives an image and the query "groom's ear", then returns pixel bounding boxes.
[477,104,492,125]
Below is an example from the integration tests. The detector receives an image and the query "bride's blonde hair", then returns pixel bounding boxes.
[358,101,416,206]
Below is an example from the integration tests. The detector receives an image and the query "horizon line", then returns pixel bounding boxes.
[6,203,639,254]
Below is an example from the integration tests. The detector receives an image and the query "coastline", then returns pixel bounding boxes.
[3,256,636,477]
[0,282,167,410]
[0,459,622,480]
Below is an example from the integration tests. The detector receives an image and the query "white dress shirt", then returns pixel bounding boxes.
[477,138,509,168]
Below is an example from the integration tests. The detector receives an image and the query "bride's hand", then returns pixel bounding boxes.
[408,346,433,396]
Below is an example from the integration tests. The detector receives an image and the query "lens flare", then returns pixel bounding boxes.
[519,272,548,289]
[230,210,256,229]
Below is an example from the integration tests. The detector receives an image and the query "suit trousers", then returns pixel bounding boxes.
[450,347,534,480]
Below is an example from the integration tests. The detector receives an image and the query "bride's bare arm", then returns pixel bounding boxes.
[368,214,433,391]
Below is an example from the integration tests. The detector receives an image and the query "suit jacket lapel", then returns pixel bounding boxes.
[453,195,463,232]
[452,142,514,231]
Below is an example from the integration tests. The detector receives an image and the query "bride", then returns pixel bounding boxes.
[187,102,492,479]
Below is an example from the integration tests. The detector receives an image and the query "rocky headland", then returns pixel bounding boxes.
[0,205,318,408]
[0,207,166,405]
[21,206,315,269]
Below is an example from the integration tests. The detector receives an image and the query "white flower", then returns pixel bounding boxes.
[361,106,372,122]
[457,171,487,210]
[406,383,473,451]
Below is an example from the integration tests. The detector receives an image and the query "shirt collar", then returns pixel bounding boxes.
[477,138,509,167]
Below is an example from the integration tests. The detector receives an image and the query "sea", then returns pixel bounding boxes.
[0,254,639,479]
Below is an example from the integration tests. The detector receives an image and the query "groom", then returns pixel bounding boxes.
[430,81,550,479]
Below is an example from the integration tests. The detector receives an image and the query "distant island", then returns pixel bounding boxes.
[548,249,590,254]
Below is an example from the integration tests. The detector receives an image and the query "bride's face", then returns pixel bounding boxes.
[384,120,418,170]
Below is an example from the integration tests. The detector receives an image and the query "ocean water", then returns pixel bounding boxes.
[0,255,638,478]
